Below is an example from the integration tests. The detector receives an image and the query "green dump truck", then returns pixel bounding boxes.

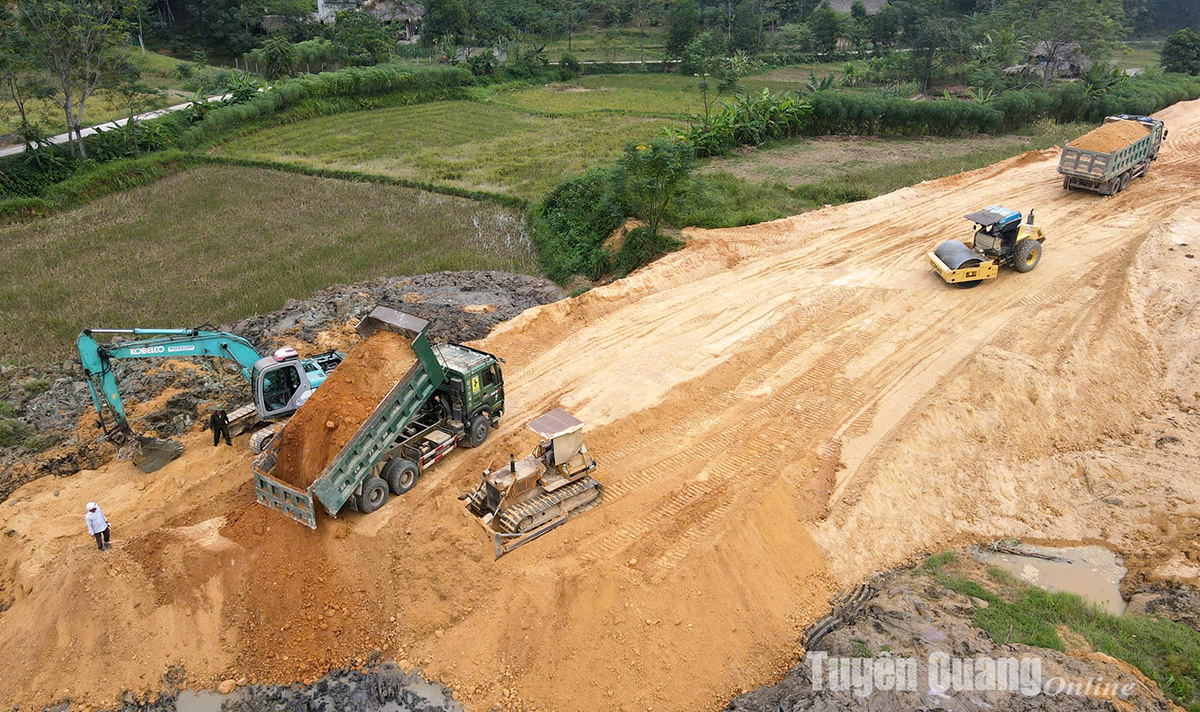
[1059,114,1167,195]
[253,307,505,527]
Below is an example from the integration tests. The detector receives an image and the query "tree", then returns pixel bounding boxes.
[558,0,587,51]
[19,0,135,162]
[262,34,297,79]
[681,31,741,126]
[729,0,764,53]
[422,0,470,47]
[611,138,695,236]
[0,9,57,152]
[1005,0,1125,88]
[332,10,393,66]
[868,4,899,49]
[895,0,968,93]
[808,4,844,56]
[666,0,700,60]
[628,0,663,64]
[106,59,161,152]
[850,1,867,21]
[1161,28,1200,75]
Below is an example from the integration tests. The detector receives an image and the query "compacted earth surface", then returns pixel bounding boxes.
[2,99,1200,712]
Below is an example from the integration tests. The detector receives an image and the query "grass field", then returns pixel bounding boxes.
[0,165,535,364]
[214,100,677,200]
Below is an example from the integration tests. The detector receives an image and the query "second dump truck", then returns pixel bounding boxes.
[1059,114,1166,195]
[253,307,504,527]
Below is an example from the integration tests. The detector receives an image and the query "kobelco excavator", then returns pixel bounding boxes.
[77,326,343,470]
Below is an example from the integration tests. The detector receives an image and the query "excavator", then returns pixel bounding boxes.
[77,326,343,470]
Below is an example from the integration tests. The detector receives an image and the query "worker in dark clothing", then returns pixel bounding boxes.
[210,408,232,446]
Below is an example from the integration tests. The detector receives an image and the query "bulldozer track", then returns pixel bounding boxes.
[496,477,603,533]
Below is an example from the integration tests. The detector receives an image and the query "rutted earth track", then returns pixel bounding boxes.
[2,100,1200,712]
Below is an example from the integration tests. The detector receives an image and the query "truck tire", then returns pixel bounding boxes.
[1062,176,1071,190]
[1117,172,1130,193]
[355,475,389,514]
[1013,239,1042,273]
[382,458,420,495]
[464,415,490,448]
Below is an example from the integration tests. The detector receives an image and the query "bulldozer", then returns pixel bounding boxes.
[461,408,602,559]
[928,206,1045,288]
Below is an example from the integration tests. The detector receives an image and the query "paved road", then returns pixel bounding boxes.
[0,93,230,158]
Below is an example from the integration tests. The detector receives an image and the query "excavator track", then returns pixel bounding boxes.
[497,477,603,534]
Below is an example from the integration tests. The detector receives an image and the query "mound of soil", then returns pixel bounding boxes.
[1070,119,1151,153]
[271,331,417,489]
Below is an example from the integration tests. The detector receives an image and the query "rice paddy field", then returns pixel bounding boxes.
[213,100,678,200]
[0,165,535,363]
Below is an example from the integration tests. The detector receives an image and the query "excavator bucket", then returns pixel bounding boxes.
[130,436,184,473]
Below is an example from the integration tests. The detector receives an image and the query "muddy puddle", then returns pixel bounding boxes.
[975,543,1127,614]
[153,663,461,712]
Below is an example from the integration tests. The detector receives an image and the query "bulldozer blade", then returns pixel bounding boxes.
[493,514,569,560]
[131,436,184,473]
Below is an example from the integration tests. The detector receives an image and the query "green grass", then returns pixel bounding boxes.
[214,100,677,200]
[0,164,536,364]
[543,26,669,63]
[924,553,1200,712]
[492,74,703,116]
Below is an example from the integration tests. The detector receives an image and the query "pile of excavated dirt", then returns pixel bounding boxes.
[271,331,417,490]
[1070,119,1151,153]
[2,100,1200,712]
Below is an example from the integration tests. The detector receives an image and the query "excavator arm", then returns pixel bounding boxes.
[77,328,264,441]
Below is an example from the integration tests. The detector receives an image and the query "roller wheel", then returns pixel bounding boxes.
[1013,239,1042,273]
[463,414,490,448]
[355,475,389,514]
[382,458,419,495]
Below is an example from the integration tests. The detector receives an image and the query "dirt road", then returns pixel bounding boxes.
[3,99,1200,712]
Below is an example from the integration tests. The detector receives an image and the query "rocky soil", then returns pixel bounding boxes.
[0,271,563,503]
[726,557,1189,712]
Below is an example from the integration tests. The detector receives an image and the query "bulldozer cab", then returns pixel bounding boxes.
[526,408,591,478]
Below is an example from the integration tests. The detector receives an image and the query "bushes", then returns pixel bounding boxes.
[529,169,623,283]
[180,64,474,147]
[675,89,813,156]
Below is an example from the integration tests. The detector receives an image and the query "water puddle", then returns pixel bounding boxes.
[170,662,462,712]
[975,543,1127,615]
[175,691,227,712]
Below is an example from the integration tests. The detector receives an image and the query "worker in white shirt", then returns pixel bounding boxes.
[85,502,111,551]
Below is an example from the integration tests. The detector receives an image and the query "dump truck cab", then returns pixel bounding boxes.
[433,343,504,446]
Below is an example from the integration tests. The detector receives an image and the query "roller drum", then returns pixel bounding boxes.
[933,240,984,271]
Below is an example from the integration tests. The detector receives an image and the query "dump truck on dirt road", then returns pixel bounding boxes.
[253,307,505,527]
[1059,114,1166,195]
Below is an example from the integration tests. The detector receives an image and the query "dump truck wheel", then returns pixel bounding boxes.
[1013,239,1042,273]
[1062,177,1071,190]
[382,458,419,495]
[356,476,389,514]
[464,415,490,448]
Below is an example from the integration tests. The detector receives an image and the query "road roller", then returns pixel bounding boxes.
[928,206,1046,288]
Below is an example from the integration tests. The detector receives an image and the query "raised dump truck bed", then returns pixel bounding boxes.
[1059,115,1166,195]
[253,307,505,528]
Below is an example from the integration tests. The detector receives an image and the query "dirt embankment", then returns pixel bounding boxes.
[272,331,417,489]
[1070,119,1152,153]
[2,101,1200,712]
